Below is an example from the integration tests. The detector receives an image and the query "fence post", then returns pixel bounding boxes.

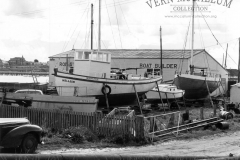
[168,113,175,128]
[0,105,3,118]
[213,103,217,117]
[200,107,204,120]
[135,115,145,140]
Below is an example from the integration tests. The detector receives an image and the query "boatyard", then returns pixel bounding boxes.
[0,0,240,159]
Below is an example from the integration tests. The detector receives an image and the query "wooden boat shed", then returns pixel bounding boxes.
[48,49,229,95]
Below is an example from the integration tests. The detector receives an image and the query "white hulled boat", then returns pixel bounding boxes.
[174,1,220,100]
[146,84,184,103]
[53,49,162,107]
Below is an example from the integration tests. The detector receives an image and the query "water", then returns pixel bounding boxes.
[0,75,49,84]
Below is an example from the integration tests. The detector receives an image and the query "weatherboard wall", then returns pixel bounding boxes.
[48,49,228,93]
[111,58,186,82]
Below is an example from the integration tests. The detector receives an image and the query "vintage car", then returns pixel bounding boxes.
[0,118,43,153]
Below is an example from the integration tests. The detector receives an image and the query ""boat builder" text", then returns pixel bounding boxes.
[140,63,177,69]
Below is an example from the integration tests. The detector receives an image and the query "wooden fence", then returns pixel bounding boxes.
[0,104,138,138]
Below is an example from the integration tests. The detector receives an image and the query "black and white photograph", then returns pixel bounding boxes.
[0,0,239,159]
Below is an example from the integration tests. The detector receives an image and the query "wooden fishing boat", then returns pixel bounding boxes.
[174,0,220,100]
[0,91,98,113]
[53,49,162,107]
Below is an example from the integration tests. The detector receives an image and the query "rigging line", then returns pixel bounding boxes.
[105,0,117,49]
[204,38,238,48]
[74,3,89,47]
[118,0,139,47]
[62,5,86,51]
[195,2,237,67]
[7,0,88,16]
[116,0,131,70]
[85,25,91,49]
[197,17,205,49]
[73,1,91,47]
[83,6,91,49]
[83,20,91,49]
[3,0,139,23]
[196,2,222,47]
[6,0,138,17]
[93,23,98,49]
[113,0,123,49]
[178,20,191,73]
[102,39,108,49]
[197,16,210,70]
[62,2,90,52]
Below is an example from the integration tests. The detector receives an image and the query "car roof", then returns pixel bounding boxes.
[0,118,29,125]
[15,89,42,92]
[15,89,43,93]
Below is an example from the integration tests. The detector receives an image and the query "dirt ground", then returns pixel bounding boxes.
[37,106,240,157]
[38,125,240,157]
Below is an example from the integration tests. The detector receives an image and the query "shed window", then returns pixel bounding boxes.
[84,52,91,59]
[77,52,83,59]
[92,52,97,60]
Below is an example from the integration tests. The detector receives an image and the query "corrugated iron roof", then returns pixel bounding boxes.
[49,49,205,59]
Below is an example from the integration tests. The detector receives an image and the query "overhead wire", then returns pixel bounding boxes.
[196,2,237,67]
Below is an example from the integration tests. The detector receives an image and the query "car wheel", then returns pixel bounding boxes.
[20,133,38,153]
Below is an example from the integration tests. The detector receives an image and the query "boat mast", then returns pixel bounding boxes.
[91,4,94,50]
[98,0,101,51]
[190,0,195,72]
[224,43,228,69]
[160,26,163,77]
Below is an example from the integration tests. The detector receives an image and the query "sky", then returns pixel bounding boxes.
[0,0,239,69]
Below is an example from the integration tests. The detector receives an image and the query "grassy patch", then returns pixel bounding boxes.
[38,106,240,152]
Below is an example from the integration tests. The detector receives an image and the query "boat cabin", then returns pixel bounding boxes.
[189,65,220,78]
[73,50,111,78]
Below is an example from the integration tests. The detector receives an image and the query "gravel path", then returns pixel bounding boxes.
[39,131,240,157]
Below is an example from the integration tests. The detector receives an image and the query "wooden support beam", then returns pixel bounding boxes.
[103,83,110,112]
[133,84,143,115]
[173,93,180,110]
[205,79,214,108]
[165,92,171,109]
[155,82,165,112]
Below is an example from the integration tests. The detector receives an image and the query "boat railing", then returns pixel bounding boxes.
[175,70,221,78]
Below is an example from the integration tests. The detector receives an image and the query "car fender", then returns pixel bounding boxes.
[0,124,42,148]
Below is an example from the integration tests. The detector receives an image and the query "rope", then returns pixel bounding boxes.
[178,20,191,73]
[118,0,139,48]
[195,2,237,67]
[113,0,123,49]
[105,0,117,49]
[196,19,210,71]
[62,2,89,52]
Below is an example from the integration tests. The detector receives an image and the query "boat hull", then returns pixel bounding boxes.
[146,90,184,103]
[146,84,184,103]
[53,71,162,107]
[174,74,219,100]
[0,92,98,113]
